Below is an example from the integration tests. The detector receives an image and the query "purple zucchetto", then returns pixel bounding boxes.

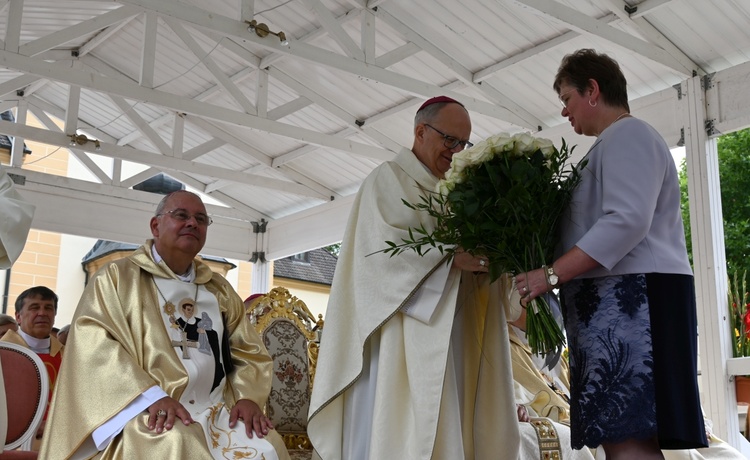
[417,95,465,113]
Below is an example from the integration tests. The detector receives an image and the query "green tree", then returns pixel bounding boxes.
[679,128,750,275]
[323,243,341,256]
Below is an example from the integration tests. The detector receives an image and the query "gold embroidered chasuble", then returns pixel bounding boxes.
[308,149,520,460]
[509,325,571,424]
[38,241,289,460]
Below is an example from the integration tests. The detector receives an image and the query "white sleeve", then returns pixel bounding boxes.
[91,386,168,450]
[0,168,35,269]
[401,262,452,324]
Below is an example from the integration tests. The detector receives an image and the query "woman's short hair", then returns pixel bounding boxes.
[553,48,629,111]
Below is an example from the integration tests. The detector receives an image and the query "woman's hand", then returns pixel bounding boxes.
[514,268,550,307]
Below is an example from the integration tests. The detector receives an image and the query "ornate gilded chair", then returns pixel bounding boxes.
[247,287,323,456]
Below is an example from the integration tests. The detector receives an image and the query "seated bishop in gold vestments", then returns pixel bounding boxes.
[39,191,289,460]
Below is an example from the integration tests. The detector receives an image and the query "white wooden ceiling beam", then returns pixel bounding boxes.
[109,95,172,154]
[116,67,254,146]
[0,119,326,199]
[112,158,122,186]
[302,0,364,60]
[69,148,114,183]
[30,104,112,183]
[164,17,257,114]
[272,126,358,167]
[361,9,376,64]
[203,160,338,199]
[257,7,361,69]
[117,113,171,146]
[28,94,118,145]
[365,80,466,126]
[511,0,693,76]
[375,42,420,68]
[164,170,266,220]
[172,112,184,158]
[4,0,23,52]
[275,165,341,200]
[107,0,511,122]
[181,137,226,161]
[186,116,272,166]
[256,69,268,118]
[599,0,702,75]
[269,80,460,167]
[186,117,338,200]
[64,84,81,135]
[0,100,16,113]
[0,74,39,98]
[269,67,403,152]
[6,167,259,258]
[630,0,674,18]
[0,51,394,159]
[266,194,356,260]
[267,97,313,120]
[119,167,160,188]
[21,78,49,97]
[19,5,141,57]
[375,5,542,129]
[202,30,261,68]
[78,14,138,57]
[240,0,254,23]
[473,26,590,83]
[140,11,157,88]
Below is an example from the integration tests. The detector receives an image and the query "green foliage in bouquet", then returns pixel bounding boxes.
[382,132,586,356]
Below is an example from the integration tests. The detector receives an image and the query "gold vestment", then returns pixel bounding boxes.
[39,240,288,460]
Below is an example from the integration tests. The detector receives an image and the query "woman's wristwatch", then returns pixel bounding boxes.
[542,264,559,287]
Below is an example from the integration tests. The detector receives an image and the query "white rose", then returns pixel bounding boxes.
[467,141,494,164]
[533,137,556,157]
[436,179,451,196]
[488,133,513,151]
[512,132,535,157]
[450,155,472,176]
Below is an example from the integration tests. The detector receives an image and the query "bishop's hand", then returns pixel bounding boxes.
[147,396,193,433]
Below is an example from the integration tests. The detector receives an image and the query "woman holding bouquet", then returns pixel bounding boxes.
[515,49,707,459]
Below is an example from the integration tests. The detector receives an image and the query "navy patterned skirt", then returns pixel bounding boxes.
[559,273,708,450]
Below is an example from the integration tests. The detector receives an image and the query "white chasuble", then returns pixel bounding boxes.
[154,277,279,460]
[0,167,35,269]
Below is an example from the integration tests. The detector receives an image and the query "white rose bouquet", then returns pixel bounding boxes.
[383,132,585,356]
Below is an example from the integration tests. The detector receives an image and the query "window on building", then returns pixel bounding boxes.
[290,252,310,264]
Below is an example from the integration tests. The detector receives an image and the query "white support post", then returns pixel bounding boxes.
[10,99,27,167]
[250,218,271,295]
[683,75,739,446]
[250,260,271,295]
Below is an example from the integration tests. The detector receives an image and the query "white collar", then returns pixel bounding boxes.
[18,328,51,354]
[151,245,196,282]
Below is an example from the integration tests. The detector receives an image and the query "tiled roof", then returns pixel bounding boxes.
[273,248,337,286]
[82,239,235,267]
